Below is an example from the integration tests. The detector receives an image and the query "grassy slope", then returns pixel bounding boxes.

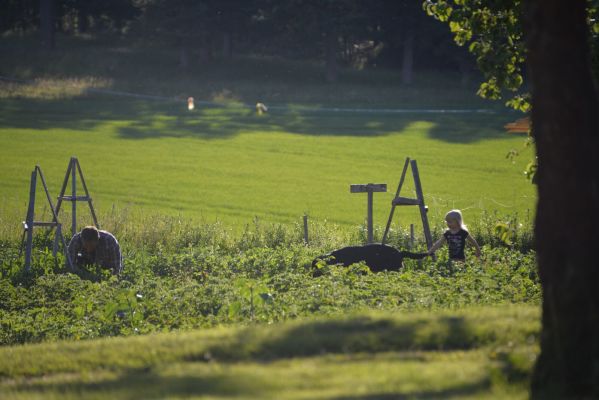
[0,305,538,399]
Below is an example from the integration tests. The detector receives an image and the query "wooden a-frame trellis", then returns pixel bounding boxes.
[21,165,71,271]
[382,157,433,250]
[22,157,99,272]
[55,156,100,236]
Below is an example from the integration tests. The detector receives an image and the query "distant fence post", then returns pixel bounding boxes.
[303,214,309,244]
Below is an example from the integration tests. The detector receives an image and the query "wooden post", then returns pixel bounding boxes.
[24,169,37,272]
[303,214,309,244]
[71,158,77,236]
[75,159,99,227]
[411,160,433,250]
[54,158,72,216]
[36,166,72,269]
[367,191,374,243]
[350,183,387,244]
[410,224,415,249]
[382,157,410,244]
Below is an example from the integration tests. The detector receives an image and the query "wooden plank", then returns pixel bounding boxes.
[71,157,77,236]
[75,158,100,228]
[350,183,387,193]
[392,196,421,206]
[36,165,73,270]
[24,169,36,272]
[54,158,73,216]
[36,166,60,223]
[367,191,374,243]
[303,214,309,244]
[382,157,410,245]
[32,221,60,227]
[411,160,433,250]
[58,196,91,201]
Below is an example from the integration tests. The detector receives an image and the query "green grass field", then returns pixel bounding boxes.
[0,35,536,239]
[0,94,535,237]
[0,305,538,399]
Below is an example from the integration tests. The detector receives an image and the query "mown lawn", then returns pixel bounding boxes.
[0,305,538,400]
[0,94,535,237]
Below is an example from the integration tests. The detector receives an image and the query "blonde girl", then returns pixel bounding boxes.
[428,210,481,261]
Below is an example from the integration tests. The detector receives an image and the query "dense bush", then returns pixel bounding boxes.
[0,216,538,346]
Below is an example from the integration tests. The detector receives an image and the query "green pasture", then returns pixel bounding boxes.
[0,94,535,237]
[0,305,538,399]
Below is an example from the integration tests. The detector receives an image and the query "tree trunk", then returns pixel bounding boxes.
[325,32,338,83]
[40,0,55,50]
[198,31,212,64]
[78,10,89,34]
[525,0,599,398]
[222,32,232,58]
[179,45,190,69]
[401,28,414,85]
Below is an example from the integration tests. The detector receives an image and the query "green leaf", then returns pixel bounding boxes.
[228,301,242,318]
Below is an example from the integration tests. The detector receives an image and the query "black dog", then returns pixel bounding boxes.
[312,243,428,273]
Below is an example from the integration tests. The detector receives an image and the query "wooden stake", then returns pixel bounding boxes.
[24,170,36,272]
[303,214,309,244]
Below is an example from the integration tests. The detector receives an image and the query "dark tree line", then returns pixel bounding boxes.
[2,0,475,83]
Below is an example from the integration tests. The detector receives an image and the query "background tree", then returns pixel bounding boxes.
[40,0,55,49]
[2,1,473,81]
[265,0,368,82]
[135,0,259,68]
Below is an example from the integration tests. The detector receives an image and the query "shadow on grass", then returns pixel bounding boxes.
[331,379,491,400]
[199,315,480,362]
[332,379,491,400]
[8,371,493,400]
[0,96,513,143]
[7,368,275,399]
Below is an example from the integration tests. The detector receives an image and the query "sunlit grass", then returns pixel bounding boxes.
[0,94,535,239]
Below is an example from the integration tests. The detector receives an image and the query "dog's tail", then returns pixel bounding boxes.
[398,251,429,260]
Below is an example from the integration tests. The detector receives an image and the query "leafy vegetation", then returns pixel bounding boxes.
[1,213,537,346]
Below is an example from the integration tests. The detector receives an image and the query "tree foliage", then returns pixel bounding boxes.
[424,0,529,111]
[1,1,475,80]
[424,0,599,112]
